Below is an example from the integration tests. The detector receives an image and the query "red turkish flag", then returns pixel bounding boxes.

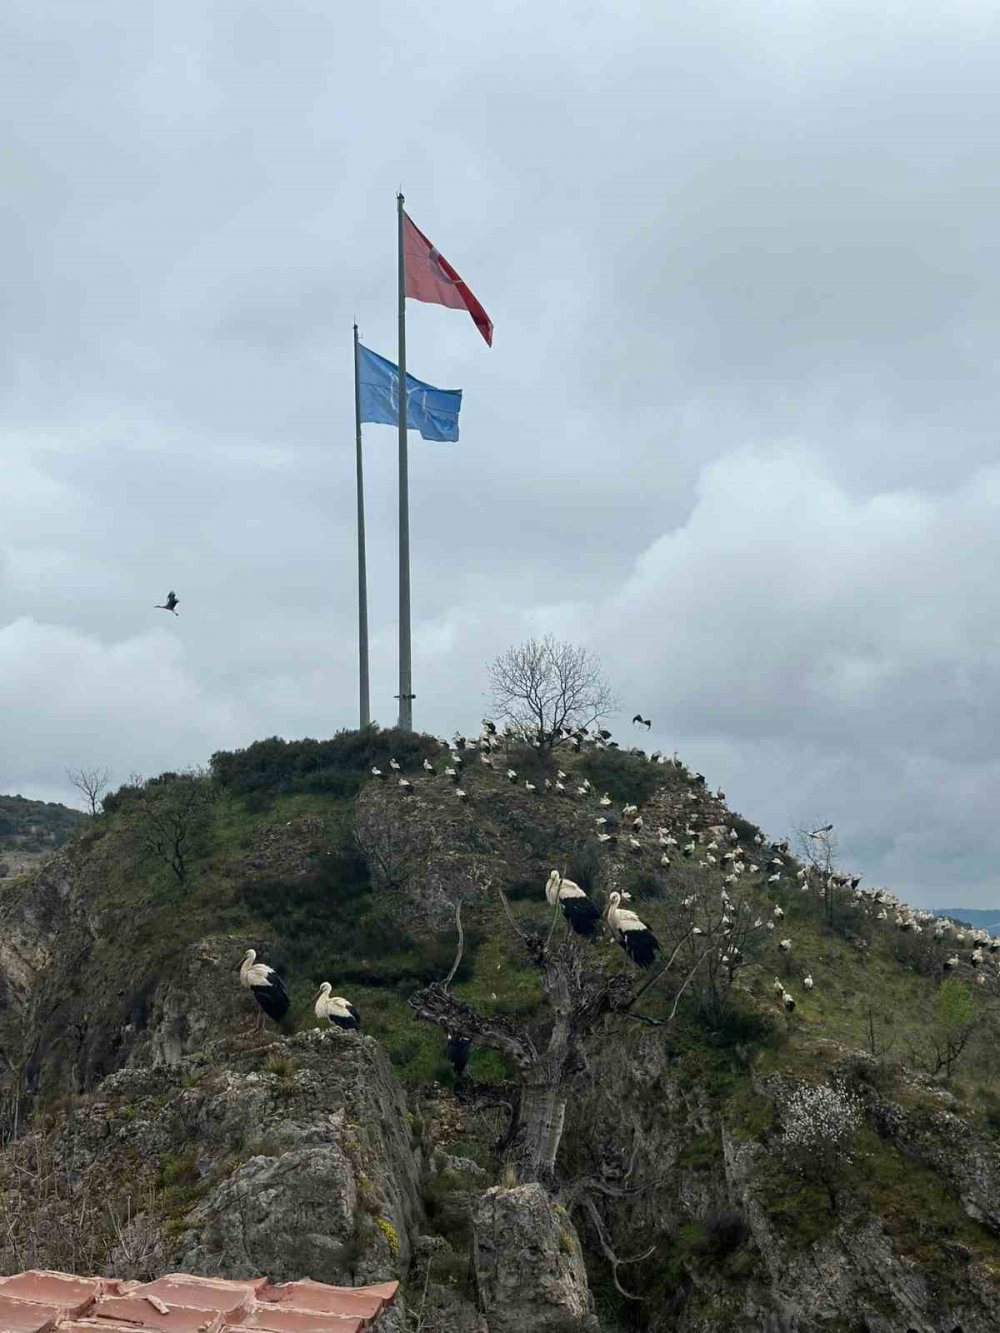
[403,211,493,346]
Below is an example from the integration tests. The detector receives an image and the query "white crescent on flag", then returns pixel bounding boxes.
[428,248,461,285]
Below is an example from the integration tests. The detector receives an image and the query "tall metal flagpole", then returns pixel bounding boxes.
[353,324,370,729]
[396,192,413,731]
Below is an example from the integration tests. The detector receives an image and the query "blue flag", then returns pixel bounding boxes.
[357,344,462,442]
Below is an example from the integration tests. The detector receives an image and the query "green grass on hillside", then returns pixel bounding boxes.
[20,730,1000,1126]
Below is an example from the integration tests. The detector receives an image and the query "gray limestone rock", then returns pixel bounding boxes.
[471,1184,599,1333]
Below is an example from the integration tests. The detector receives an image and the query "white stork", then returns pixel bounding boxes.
[605,891,659,968]
[314,982,361,1031]
[545,870,601,937]
[155,590,179,615]
[239,949,290,1031]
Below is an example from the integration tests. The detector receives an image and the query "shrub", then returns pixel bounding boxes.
[697,1208,750,1259]
[239,845,481,992]
[210,728,441,802]
[577,748,665,806]
[564,843,604,894]
[691,992,779,1051]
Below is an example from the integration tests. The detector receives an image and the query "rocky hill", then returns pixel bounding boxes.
[1,728,999,1331]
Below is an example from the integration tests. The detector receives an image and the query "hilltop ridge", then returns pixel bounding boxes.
[0,791,86,878]
[0,726,999,1330]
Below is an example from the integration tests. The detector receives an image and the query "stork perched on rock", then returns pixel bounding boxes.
[545,870,601,937]
[314,982,361,1031]
[605,892,659,967]
[239,949,290,1033]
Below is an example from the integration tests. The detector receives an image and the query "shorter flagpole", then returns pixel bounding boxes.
[353,324,371,729]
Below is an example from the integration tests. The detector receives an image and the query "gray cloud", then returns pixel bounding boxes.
[3,0,1000,907]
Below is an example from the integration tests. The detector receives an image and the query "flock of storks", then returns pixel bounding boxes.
[235,716,671,1076]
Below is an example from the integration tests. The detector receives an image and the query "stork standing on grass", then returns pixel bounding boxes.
[314,982,361,1031]
[239,949,290,1033]
[545,870,601,937]
[605,891,660,967]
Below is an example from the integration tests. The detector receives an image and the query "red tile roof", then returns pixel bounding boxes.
[0,1273,399,1333]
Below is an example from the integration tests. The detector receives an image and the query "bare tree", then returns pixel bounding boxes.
[126,770,217,885]
[489,635,619,747]
[410,893,705,1185]
[67,766,112,818]
[796,824,838,927]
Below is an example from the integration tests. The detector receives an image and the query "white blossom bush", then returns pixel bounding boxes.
[778,1083,864,1208]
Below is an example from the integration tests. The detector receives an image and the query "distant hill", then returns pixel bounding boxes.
[935,907,1000,931]
[0,793,86,863]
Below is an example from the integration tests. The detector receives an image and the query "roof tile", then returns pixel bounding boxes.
[0,1274,110,1316]
[254,1284,392,1321]
[0,1293,63,1333]
[90,1297,224,1333]
[238,1309,365,1333]
[0,1274,396,1333]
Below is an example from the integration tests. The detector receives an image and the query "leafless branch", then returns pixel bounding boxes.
[67,766,112,818]
[408,982,539,1070]
[444,902,465,989]
[579,1195,654,1301]
[489,634,620,746]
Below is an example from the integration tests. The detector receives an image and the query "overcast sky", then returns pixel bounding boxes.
[3,1,1000,907]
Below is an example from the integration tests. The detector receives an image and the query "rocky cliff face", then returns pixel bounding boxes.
[3,744,1000,1332]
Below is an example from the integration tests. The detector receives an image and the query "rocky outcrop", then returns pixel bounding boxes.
[5,756,1000,1333]
[472,1184,598,1333]
[0,1028,422,1294]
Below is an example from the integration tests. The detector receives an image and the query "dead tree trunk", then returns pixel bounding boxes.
[409,923,637,1185]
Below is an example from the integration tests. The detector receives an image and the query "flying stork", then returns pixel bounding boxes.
[155,591,179,615]
[631,714,652,730]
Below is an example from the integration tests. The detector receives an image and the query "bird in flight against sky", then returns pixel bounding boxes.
[155,590,179,615]
[632,714,652,730]
[808,823,833,838]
